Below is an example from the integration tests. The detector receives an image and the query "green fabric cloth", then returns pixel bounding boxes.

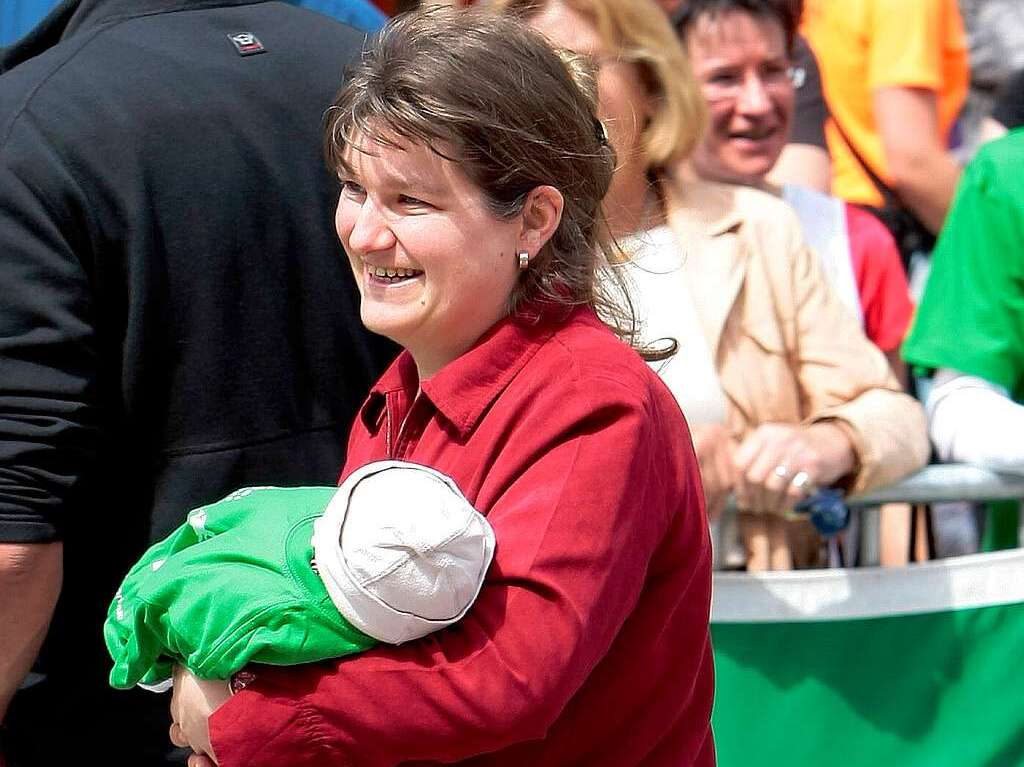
[712,602,1024,766]
[902,129,1024,399]
[981,499,1021,552]
[711,551,1024,766]
[104,486,377,689]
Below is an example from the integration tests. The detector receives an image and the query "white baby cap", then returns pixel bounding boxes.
[312,460,495,645]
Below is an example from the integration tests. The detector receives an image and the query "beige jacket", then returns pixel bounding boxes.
[662,177,928,494]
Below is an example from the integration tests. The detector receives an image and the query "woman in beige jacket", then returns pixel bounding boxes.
[502,0,929,570]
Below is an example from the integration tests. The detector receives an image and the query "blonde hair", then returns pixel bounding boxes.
[493,0,707,174]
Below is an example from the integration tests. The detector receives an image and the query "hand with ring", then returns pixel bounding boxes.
[732,421,855,515]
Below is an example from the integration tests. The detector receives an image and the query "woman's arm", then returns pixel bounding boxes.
[927,368,1024,474]
[873,86,961,234]
[783,227,929,493]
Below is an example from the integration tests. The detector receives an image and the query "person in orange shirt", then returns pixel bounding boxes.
[802,0,969,252]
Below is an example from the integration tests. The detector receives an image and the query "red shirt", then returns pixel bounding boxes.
[211,306,715,766]
[845,203,915,353]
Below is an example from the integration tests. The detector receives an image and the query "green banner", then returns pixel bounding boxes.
[711,550,1024,766]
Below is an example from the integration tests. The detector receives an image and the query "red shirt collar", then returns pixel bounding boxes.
[361,305,598,440]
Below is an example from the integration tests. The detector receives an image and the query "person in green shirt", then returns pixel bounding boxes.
[903,129,1024,548]
[903,129,1024,474]
[104,460,495,691]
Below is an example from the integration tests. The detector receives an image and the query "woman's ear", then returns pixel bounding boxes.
[518,185,564,256]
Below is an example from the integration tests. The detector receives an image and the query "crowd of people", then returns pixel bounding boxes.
[0,0,1021,765]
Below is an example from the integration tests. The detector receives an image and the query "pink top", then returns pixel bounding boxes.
[845,203,915,353]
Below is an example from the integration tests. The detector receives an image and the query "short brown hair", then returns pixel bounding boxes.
[675,0,803,54]
[325,6,637,338]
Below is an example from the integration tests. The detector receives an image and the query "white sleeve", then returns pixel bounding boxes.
[926,368,1024,475]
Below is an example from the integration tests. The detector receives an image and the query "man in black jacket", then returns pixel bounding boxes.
[0,1,395,764]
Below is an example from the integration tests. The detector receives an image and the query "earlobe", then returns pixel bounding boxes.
[519,185,565,254]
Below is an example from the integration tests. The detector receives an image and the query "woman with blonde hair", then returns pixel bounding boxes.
[496,0,929,571]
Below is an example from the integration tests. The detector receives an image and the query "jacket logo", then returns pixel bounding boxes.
[227,32,266,57]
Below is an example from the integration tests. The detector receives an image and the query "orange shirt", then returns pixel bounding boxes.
[802,0,969,206]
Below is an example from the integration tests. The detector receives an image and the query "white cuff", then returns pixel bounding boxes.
[926,369,1024,475]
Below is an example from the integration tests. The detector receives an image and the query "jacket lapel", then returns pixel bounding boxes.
[662,176,749,360]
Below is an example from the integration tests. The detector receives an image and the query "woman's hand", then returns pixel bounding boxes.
[732,421,856,516]
[689,423,738,520]
[169,666,231,766]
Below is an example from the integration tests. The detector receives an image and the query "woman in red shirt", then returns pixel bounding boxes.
[168,7,714,766]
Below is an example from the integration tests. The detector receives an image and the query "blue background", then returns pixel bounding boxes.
[1,0,385,47]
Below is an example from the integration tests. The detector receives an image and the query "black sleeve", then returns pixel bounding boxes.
[0,116,99,543]
[992,67,1024,130]
[789,35,831,150]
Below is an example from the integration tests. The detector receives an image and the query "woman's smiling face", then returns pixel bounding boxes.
[335,133,523,379]
[685,10,794,186]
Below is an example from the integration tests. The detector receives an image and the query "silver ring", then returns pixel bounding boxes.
[791,470,812,492]
[773,465,790,479]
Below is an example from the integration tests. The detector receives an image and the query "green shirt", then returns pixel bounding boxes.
[104,486,376,689]
[902,129,1024,401]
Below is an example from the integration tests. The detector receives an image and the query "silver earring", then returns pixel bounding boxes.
[518,251,530,271]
